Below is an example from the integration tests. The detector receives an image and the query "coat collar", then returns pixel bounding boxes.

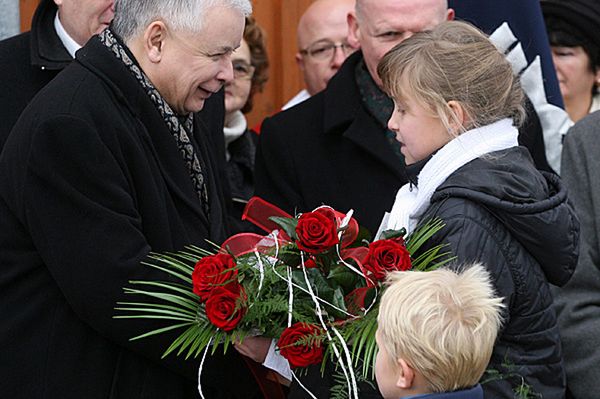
[30,0,72,70]
[322,51,405,179]
[74,36,227,239]
[408,385,484,399]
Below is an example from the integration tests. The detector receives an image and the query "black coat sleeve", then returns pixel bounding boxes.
[20,114,252,387]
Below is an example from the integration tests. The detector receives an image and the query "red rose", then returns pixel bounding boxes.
[192,253,238,302]
[303,258,318,269]
[363,239,412,281]
[205,283,246,331]
[295,208,340,254]
[277,322,324,368]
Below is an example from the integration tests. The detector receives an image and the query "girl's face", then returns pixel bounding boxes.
[551,45,600,105]
[387,92,451,165]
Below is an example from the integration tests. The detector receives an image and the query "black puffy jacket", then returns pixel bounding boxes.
[417,147,579,399]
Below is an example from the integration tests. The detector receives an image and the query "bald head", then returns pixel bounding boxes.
[297,0,355,49]
[349,0,453,87]
[295,0,357,95]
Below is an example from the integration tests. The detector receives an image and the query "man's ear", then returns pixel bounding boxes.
[447,100,467,134]
[396,358,416,389]
[144,21,168,63]
[347,11,361,49]
[295,52,305,71]
[446,8,456,21]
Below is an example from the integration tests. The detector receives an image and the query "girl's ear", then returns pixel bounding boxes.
[447,100,467,134]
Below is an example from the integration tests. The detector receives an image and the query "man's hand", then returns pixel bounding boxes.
[233,336,272,363]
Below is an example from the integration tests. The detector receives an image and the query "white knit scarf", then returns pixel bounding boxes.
[223,110,248,161]
[377,118,519,237]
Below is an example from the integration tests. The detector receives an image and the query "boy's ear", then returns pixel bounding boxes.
[396,358,415,389]
[447,100,466,134]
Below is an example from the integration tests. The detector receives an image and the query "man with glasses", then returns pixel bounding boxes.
[282,0,357,109]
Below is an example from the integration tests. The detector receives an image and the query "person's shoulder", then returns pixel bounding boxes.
[566,110,600,142]
[261,91,326,137]
[0,32,32,66]
[0,31,30,52]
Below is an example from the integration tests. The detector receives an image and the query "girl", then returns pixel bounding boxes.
[376,21,579,399]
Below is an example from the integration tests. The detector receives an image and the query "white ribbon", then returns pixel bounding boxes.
[197,335,215,398]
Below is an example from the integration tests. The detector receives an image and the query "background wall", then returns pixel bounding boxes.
[0,0,20,40]
[18,0,312,127]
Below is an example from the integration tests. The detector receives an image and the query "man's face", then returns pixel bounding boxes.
[153,6,244,114]
[296,0,357,95]
[349,0,452,87]
[54,0,115,46]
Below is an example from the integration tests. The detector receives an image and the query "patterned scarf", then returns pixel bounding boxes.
[98,29,210,216]
[354,58,402,159]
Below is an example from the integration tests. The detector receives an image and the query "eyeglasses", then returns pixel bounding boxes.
[232,60,255,80]
[300,40,356,61]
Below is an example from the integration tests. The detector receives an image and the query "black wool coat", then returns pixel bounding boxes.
[255,51,406,236]
[0,36,259,398]
[0,0,71,150]
[418,147,579,399]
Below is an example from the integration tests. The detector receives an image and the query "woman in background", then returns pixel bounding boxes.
[224,16,269,226]
[541,0,600,122]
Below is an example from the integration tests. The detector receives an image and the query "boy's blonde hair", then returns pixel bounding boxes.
[377,264,504,393]
[377,20,525,135]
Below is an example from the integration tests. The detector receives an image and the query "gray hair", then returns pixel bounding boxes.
[112,0,252,41]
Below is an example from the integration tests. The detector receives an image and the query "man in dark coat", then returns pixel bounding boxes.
[256,0,455,237]
[0,0,114,149]
[255,0,557,237]
[0,1,261,398]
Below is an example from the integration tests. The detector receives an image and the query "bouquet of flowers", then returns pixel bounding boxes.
[115,198,449,398]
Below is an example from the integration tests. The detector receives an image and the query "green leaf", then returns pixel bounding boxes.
[269,216,298,240]
[122,286,199,312]
[126,321,193,341]
[327,265,361,292]
[405,218,445,254]
[379,228,406,240]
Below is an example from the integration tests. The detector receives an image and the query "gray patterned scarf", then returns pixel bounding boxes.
[98,28,210,216]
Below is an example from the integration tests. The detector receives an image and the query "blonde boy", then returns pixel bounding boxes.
[375,264,504,399]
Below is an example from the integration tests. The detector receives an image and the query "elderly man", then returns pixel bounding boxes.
[255,0,568,398]
[0,1,261,398]
[0,0,114,148]
[282,0,357,109]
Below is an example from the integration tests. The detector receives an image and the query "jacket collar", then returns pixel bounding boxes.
[30,0,72,70]
[322,50,405,179]
[74,36,227,239]
[408,385,484,399]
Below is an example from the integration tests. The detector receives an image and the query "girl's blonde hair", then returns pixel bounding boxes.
[377,20,525,134]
